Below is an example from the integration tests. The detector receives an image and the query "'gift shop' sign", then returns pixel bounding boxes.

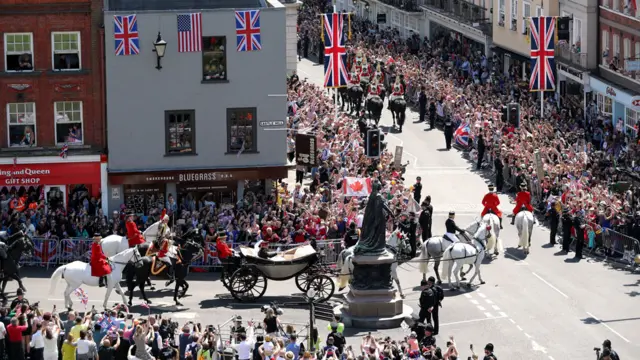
[0,163,100,186]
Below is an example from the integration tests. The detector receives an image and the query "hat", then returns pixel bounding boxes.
[427,276,435,283]
[488,184,495,191]
[448,211,455,216]
[93,233,101,238]
[484,343,494,352]
[17,288,24,296]
[125,210,135,217]
[520,182,527,189]
[285,352,295,360]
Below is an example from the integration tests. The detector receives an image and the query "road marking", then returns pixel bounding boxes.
[440,315,507,327]
[531,272,569,299]
[531,340,547,353]
[508,318,516,324]
[470,300,479,305]
[464,294,472,299]
[585,312,630,343]
[548,356,555,360]
[499,312,508,318]
[504,251,530,265]
[267,94,287,97]
[477,293,486,298]
[484,312,493,318]
[524,333,532,339]
[477,306,486,311]
[297,68,312,77]
[492,305,501,311]
[516,325,523,331]
[170,312,199,319]
[485,299,493,304]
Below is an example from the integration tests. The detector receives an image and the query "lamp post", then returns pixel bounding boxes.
[306,288,318,354]
[152,32,167,70]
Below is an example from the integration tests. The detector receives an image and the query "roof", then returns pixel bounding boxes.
[107,0,265,11]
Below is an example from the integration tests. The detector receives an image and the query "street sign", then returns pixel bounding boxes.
[394,146,403,168]
[625,60,640,72]
[295,134,317,167]
[259,120,285,127]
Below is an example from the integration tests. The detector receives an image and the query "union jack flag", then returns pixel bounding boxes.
[34,239,57,264]
[114,14,140,56]
[235,10,261,52]
[529,17,556,91]
[454,123,472,148]
[322,13,348,88]
[59,143,68,158]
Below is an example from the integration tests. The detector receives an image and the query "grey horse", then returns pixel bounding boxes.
[418,220,482,284]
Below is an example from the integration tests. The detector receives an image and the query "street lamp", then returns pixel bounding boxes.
[306,288,319,354]
[152,32,167,70]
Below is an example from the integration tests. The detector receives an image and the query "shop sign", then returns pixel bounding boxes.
[0,162,100,186]
[111,187,120,200]
[295,134,317,167]
[109,166,288,185]
[259,121,284,127]
[631,96,640,110]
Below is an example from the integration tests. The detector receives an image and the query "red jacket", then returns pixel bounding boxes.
[90,242,111,277]
[158,240,170,257]
[513,191,534,213]
[216,239,233,259]
[481,192,502,217]
[126,220,145,247]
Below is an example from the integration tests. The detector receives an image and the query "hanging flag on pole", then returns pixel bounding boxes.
[177,13,202,52]
[529,16,556,92]
[322,13,348,88]
[235,10,261,52]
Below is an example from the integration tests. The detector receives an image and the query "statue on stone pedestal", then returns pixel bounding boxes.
[354,179,395,256]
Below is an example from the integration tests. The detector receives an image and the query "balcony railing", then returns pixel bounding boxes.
[600,0,640,19]
[420,0,491,24]
[378,0,422,12]
[556,43,589,69]
[601,54,640,84]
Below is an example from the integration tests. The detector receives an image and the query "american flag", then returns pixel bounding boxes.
[114,15,140,56]
[454,123,472,148]
[529,17,556,91]
[60,143,68,158]
[235,10,261,52]
[34,239,57,264]
[322,13,348,88]
[177,13,202,52]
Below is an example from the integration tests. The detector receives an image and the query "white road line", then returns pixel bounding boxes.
[501,312,509,318]
[477,293,486,298]
[492,305,501,311]
[440,316,507,327]
[485,299,493,304]
[484,312,493,318]
[508,318,516,324]
[516,325,523,331]
[470,300,479,305]
[504,251,530,265]
[548,356,556,360]
[531,272,569,299]
[477,306,486,311]
[386,133,404,147]
[585,312,631,343]
[297,68,312,77]
[524,333,532,339]
[464,294,472,299]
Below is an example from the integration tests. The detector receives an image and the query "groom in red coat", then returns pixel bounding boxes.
[481,184,503,229]
[511,183,534,225]
[90,233,112,287]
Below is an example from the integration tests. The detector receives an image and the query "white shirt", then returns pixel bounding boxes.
[77,339,92,354]
[30,330,45,349]
[235,341,254,360]
[44,334,59,354]
[0,322,5,340]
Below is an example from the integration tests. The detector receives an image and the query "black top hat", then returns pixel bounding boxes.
[448,211,455,216]
[93,232,102,237]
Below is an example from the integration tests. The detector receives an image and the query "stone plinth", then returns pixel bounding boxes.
[334,250,413,328]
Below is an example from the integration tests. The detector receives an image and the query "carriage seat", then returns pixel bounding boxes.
[0,231,7,240]
[239,244,316,262]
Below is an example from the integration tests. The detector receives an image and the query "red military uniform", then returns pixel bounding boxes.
[481,192,502,217]
[158,240,170,258]
[216,238,233,259]
[391,83,404,97]
[513,191,534,213]
[126,220,145,247]
[368,83,381,96]
[349,72,360,84]
[90,242,112,277]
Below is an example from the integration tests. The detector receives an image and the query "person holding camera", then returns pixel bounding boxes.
[10,288,29,310]
[599,340,620,360]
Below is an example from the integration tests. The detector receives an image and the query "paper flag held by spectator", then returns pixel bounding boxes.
[343,177,372,197]
[74,288,89,307]
[400,320,411,332]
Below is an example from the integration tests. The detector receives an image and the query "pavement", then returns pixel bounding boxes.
[4,58,639,360]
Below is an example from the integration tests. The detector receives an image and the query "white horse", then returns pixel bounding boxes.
[49,247,140,309]
[336,229,406,296]
[385,229,410,298]
[482,213,502,256]
[101,221,162,257]
[419,220,482,284]
[515,210,535,254]
[443,223,493,289]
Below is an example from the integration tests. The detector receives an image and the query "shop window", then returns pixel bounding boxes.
[7,102,36,147]
[55,101,83,145]
[52,32,81,71]
[165,110,196,155]
[124,186,165,215]
[202,36,227,81]
[602,30,610,65]
[227,107,257,154]
[498,0,505,26]
[4,33,33,72]
[596,93,613,116]
[626,108,638,138]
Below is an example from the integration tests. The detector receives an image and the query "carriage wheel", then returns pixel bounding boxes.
[295,270,313,293]
[221,270,231,290]
[229,268,268,302]
[305,275,335,303]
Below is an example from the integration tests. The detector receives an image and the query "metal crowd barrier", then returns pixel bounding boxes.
[19,237,344,269]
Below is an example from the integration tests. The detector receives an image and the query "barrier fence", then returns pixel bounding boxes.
[19,237,344,269]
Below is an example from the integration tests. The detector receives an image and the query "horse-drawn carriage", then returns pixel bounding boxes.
[220,244,336,303]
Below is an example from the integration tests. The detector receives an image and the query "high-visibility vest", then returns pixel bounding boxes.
[326,322,344,333]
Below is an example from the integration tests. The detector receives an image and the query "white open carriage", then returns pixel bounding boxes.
[223,244,335,303]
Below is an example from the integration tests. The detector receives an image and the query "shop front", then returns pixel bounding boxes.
[556,63,590,116]
[491,46,531,83]
[0,155,104,213]
[107,166,289,214]
[589,76,640,138]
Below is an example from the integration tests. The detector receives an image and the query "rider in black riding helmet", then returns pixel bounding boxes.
[10,288,29,310]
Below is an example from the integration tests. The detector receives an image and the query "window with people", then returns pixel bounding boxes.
[52,32,81,71]
[227,108,257,154]
[165,110,195,155]
[4,33,33,71]
[7,102,37,147]
[55,101,84,145]
[202,36,227,81]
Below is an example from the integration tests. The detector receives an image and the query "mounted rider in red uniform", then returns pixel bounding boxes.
[90,233,112,287]
[481,184,503,229]
[511,182,534,225]
[156,209,175,286]
[215,229,233,260]
[125,211,145,247]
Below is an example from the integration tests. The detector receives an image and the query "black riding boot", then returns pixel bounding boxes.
[499,217,503,229]
[511,213,516,225]
[99,276,106,288]
[165,264,175,287]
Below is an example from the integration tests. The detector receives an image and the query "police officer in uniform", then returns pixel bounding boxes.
[398,212,418,258]
[547,200,561,245]
[426,276,443,335]
[444,117,454,150]
[418,279,437,326]
[343,222,360,248]
[494,153,505,192]
[561,208,573,253]
[573,211,586,260]
[419,196,433,241]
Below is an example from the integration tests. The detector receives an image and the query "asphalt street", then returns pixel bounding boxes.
[4,58,639,360]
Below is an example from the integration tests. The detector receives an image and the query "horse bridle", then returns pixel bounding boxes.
[111,246,142,266]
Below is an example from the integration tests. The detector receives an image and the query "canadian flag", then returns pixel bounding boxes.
[343,177,373,197]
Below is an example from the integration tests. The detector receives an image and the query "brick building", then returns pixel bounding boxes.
[0,0,107,213]
[593,0,640,136]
